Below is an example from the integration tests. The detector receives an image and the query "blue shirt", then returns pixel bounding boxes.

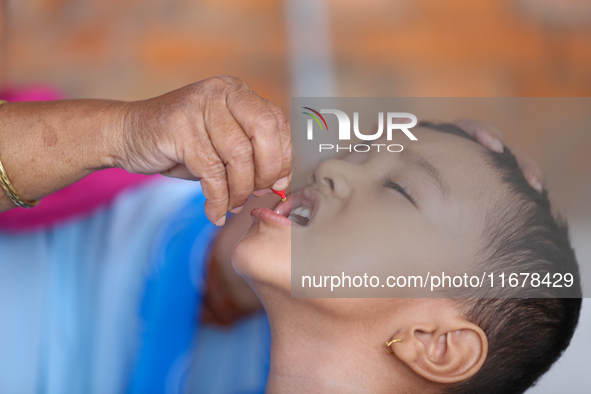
[0,178,270,394]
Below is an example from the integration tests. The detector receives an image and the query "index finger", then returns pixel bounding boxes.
[509,145,544,193]
[265,98,292,189]
[453,118,505,153]
[226,87,287,191]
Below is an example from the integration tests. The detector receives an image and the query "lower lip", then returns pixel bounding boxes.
[250,208,293,227]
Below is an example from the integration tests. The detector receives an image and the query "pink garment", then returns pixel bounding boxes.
[0,85,158,232]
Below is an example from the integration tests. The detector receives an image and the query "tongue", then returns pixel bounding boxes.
[288,213,309,226]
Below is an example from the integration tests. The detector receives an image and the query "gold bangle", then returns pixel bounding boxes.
[0,100,40,208]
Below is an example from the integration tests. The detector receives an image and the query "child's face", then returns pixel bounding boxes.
[234,127,504,303]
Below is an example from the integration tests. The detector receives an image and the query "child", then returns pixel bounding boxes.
[233,122,581,394]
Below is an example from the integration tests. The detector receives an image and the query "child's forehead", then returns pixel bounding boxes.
[376,126,490,172]
[337,126,500,200]
[370,125,482,153]
[375,127,503,202]
[405,126,481,150]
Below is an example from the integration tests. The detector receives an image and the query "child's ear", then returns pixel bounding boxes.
[389,321,488,384]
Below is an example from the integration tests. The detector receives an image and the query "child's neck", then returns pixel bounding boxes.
[264,308,408,393]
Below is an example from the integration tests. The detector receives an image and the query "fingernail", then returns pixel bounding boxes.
[532,180,543,193]
[272,176,289,191]
[215,215,226,226]
[252,189,269,197]
[230,205,244,214]
[490,138,504,154]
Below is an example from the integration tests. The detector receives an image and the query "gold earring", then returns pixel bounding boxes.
[385,339,402,354]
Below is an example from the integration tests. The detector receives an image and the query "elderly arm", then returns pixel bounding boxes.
[0,77,292,224]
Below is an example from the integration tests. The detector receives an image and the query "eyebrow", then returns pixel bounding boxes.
[400,149,449,197]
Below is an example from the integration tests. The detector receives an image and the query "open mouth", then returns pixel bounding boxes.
[274,187,321,227]
[288,206,312,226]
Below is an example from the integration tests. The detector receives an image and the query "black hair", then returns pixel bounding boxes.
[418,121,582,394]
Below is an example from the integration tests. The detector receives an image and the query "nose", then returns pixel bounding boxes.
[308,159,353,199]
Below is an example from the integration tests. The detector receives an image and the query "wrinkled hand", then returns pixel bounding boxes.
[454,119,544,193]
[114,76,291,226]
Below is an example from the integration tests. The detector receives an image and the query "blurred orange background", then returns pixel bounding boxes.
[6,0,591,100]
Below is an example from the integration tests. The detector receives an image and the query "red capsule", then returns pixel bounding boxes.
[272,189,287,202]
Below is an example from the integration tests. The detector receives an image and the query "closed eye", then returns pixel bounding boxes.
[382,175,416,206]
